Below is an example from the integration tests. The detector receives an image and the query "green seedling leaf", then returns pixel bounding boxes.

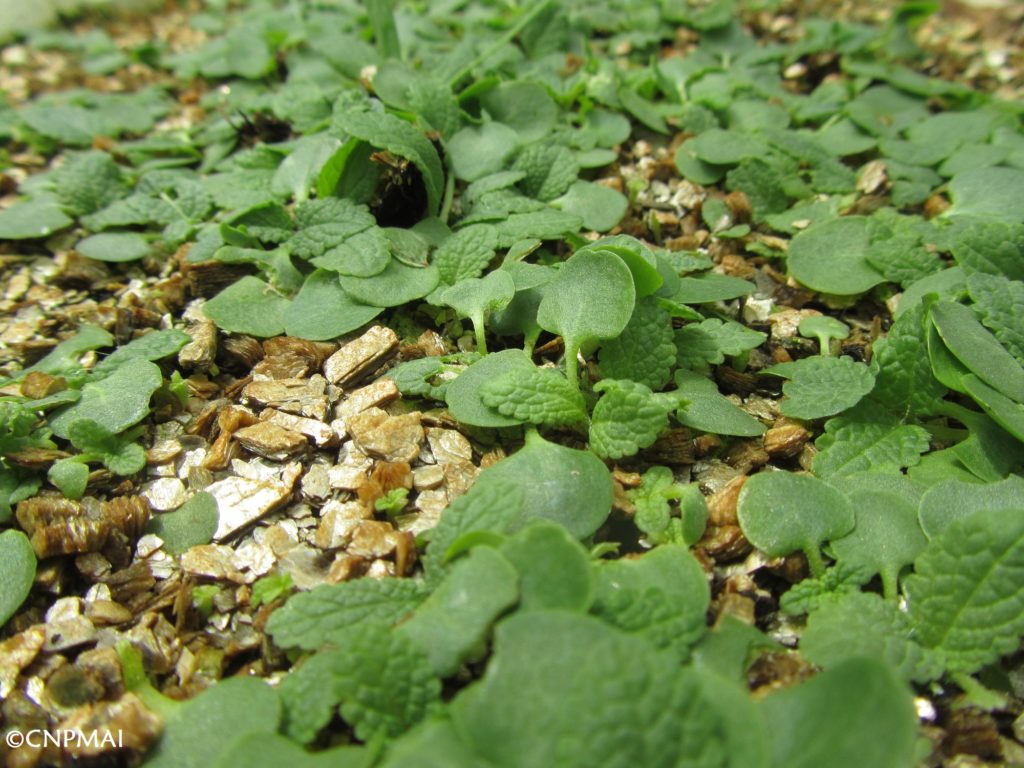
[675,318,766,369]
[798,315,849,356]
[669,273,755,304]
[377,718,483,768]
[423,480,525,581]
[537,249,635,390]
[759,657,917,768]
[828,487,927,600]
[48,457,89,499]
[589,379,676,460]
[763,356,875,420]
[961,373,1024,442]
[203,276,289,337]
[737,472,855,577]
[283,270,382,341]
[75,232,152,262]
[451,611,733,768]
[950,219,1024,280]
[447,122,520,182]
[945,166,1024,222]
[251,572,293,608]
[480,366,587,426]
[907,507,1024,674]
[386,353,477,402]
[627,465,707,546]
[375,487,409,516]
[339,261,440,308]
[871,300,947,417]
[787,217,886,295]
[498,520,593,612]
[598,297,676,391]
[439,270,516,354]
[279,623,440,745]
[49,358,163,439]
[513,143,579,202]
[930,299,1024,404]
[0,468,41,525]
[267,577,431,651]
[0,198,73,240]
[19,324,113,378]
[812,406,931,478]
[779,562,872,617]
[691,615,780,685]
[472,430,613,539]
[272,134,344,202]
[551,181,628,233]
[143,677,281,768]
[0,530,36,626]
[54,150,129,216]
[918,476,1024,539]
[213,734,371,768]
[445,349,534,428]
[93,328,191,375]
[287,198,376,260]
[490,261,555,352]
[398,546,519,677]
[479,82,557,143]
[583,236,662,298]
[146,491,219,555]
[65,418,146,475]
[312,228,391,278]
[800,591,941,684]
[673,369,765,437]
[591,545,709,662]
[434,224,498,284]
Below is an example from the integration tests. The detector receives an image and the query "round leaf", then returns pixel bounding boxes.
[787,216,886,295]
[339,260,440,307]
[76,232,152,262]
[0,530,36,626]
[283,270,382,341]
[737,472,854,573]
[445,349,534,428]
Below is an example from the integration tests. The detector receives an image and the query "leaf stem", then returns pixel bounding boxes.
[563,342,579,392]
[803,546,826,579]
[447,0,555,89]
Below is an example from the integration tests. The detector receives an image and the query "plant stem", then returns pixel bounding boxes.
[803,546,826,579]
[564,342,579,392]
[447,0,555,88]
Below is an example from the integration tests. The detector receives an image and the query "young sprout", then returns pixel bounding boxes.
[799,315,850,356]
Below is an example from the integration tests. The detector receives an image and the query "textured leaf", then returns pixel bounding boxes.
[93,329,191,375]
[551,180,628,233]
[513,143,579,202]
[493,209,583,247]
[312,227,391,277]
[434,225,499,284]
[76,232,152,262]
[675,318,766,369]
[801,592,941,683]
[870,301,947,417]
[764,356,875,420]
[592,545,709,662]
[266,578,431,651]
[589,379,676,460]
[498,521,593,612]
[480,366,587,426]
[907,507,1024,674]
[951,219,1024,280]
[627,465,707,546]
[398,547,519,677]
[334,109,445,214]
[54,150,129,216]
[340,261,440,308]
[968,273,1024,366]
[598,297,676,390]
[280,624,441,744]
[423,480,526,581]
[917,475,1024,540]
[813,407,930,478]
[452,611,733,768]
[287,198,376,260]
[146,491,219,555]
[445,349,534,428]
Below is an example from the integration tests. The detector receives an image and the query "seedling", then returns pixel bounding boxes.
[798,315,850,356]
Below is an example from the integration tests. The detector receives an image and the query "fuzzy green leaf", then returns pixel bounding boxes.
[675,318,766,369]
[203,276,289,338]
[480,366,587,426]
[764,356,875,420]
[812,407,930,478]
[598,297,676,390]
[907,507,1024,674]
[787,216,886,295]
[0,530,37,626]
[589,379,676,460]
[434,225,499,284]
[49,358,163,439]
[673,369,765,437]
[146,492,219,555]
[967,273,1024,366]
